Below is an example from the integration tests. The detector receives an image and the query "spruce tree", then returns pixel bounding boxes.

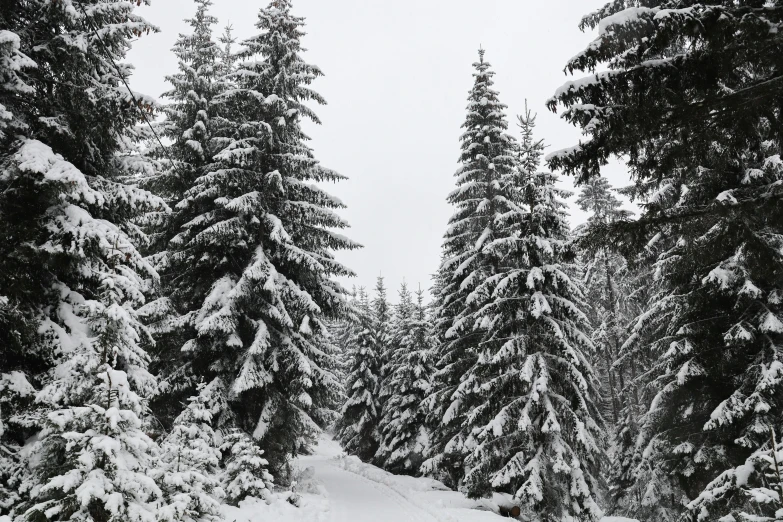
[19,265,163,521]
[575,177,631,424]
[375,285,434,474]
[152,0,356,474]
[138,0,222,429]
[452,107,603,521]
[371,276,392,377]
[157,383,225,522]
[337,289,382,462]
[222,430,274,506]
[551,2,783,520]
[576,179,662,517]
[149,0,220,206]
[690,430,783,522]
[0,372,35,514]
[423,49,519,488]
[0,0,165,518]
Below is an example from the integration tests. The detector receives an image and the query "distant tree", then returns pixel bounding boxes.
[376,285,434,475]
[575,177,631,424]
[337,289,382,461]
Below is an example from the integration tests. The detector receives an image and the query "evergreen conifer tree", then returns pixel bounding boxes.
[575,177,631,424]
[150,0,220,206]
[337,289,382,462]
[690,429,783,522]
[222,430,274,506]
[453,107,603,521]
[157,383,225,522]
[551,3,783,519]
[138,0,222,429]
[20,267,163,521]
[423,49,519,488]
[0,0,165,518]
[149,0,357,474]
[575,179,662,518]
[371,276,392,376]
[376,286,434,475]
[0,372,35,515]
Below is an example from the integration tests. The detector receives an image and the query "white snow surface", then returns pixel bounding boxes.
[226,435,638,522]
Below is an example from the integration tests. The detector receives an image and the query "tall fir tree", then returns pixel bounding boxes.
[423,49,520,489]
[452,107,604,521]
[138,0,222,429]
[575,178,660,517]
[375,284,434,475]
[149,0,357,475]
[372,277,392,377]
[575,177,631,424]
[0,0,166,518]
[550,2,783,520]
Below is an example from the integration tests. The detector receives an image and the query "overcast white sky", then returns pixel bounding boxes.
[127,0,630,300]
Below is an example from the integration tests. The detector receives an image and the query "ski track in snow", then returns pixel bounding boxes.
[297,436,499,522]
[299,437,436,522]
[313,458,438,522]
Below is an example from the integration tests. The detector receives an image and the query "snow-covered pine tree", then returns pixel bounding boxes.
[0,20,33,144]
[371,276,392,375]
[376,285,434,475]
[337,289,382,462]
[595,229,672,519]
[329,288,360,388]
[451,106,603,521]
[222,429,274,506]
[157,382,225,522]
[0,0,166,518]
[550,3,783,520]
[689,428,783,522]
[423,49,519,489]
[149,0,220,206]
[19,261,163,521]
[0,372,35,514]
[217,25,236,78]
[575,177,632,424]
[155,0,357,475]
[138,0,222,429]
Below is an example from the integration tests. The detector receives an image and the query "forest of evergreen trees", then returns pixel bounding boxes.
[1,0,783,521]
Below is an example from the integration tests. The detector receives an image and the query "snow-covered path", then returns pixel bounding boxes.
[300,438,439,522]
[294,436,505,522]
[226,436,639,522]
[310,456,439,522]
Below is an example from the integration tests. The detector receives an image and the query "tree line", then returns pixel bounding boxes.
[1,1,783,522]
[1,0,352,520]
[333,4,783,522]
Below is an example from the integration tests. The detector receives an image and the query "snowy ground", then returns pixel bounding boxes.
[225,435,639,522]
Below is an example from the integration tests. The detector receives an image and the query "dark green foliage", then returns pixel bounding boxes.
[551,2,783,520]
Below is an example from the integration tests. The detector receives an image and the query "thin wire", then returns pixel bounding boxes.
[75,1,180,174]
